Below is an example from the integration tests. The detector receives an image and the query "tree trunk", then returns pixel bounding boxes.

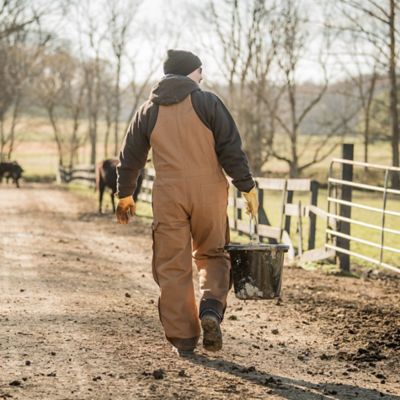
[48,107,63,166]
[289,161,299,178]
[90,56,101,166]
[104,119,111,159]
[389,0,400,188]
[0,117,5,162]
[363,111,370,169]
[363,127,369,164]
[363,72,377,170]
[90,114,97,166]
[113,55,121,156]
[7,93,21,160]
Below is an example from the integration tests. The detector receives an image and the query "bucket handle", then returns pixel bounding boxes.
[249,214,260,244]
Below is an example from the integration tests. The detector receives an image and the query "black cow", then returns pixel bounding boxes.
[0,161,24,188]
[96,159,143,213]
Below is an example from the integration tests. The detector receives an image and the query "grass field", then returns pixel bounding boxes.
[4,113,395,184]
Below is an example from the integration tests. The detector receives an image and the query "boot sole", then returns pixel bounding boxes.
[172,347,195,358]
[201,316,222,352]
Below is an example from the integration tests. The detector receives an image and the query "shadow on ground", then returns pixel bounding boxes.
[188,354,397,400]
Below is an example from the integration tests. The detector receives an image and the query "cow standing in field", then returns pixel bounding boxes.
[0,161,24,188]
[96,159,143,213]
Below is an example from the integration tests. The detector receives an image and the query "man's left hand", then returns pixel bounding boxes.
[242,187,259,217]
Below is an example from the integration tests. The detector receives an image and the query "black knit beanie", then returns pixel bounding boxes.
[163,49,202,76]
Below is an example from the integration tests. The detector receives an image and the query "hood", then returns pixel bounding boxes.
[150,75,200,106]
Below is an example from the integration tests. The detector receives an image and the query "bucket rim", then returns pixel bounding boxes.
[224,243,290,252]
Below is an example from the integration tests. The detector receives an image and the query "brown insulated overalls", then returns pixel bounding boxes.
[151,95,231,348]
[117,75,254,350]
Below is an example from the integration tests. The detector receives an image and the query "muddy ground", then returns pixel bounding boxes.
[0,184,399,400]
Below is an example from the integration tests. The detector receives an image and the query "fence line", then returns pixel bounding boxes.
[57,164,334,264]
[58,149,400,273]
[57,165,96,187]
[138,168,328,263]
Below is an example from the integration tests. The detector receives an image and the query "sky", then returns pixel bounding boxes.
[135,0,329,83]
[46,0,380,86]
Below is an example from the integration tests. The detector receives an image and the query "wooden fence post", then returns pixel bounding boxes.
[308,180,319,250]
[284,189,293,235]
[338,143,354,273]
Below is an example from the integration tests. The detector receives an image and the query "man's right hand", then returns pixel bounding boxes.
[116,196,136,224]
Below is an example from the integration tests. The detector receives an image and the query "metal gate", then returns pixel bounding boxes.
[326,157,400,273]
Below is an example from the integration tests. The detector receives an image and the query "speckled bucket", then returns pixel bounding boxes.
[225,243,289,300]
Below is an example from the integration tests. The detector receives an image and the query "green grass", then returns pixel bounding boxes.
[260,136,393,183]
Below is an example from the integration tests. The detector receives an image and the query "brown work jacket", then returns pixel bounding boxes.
[117,75,254,197]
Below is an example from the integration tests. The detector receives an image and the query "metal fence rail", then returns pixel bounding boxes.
[327,156,400,273]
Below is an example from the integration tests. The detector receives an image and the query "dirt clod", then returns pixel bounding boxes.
[152,369,165,380]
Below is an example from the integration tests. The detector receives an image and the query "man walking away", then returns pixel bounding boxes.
[116,49,258,356]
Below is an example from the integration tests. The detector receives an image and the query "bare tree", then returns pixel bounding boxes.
[106,0,141,156]
[0,35,29,160]
[101,67,115,159]
[73,0,108,166]
[36,49,70,166]
[36,48,87,167]
[64,65,86,168]
[0,0,40,40]
[123,47,161,134]
[205,0,350,177]
[206,0,280,175]
[0,0,50,160]
[334,0,400,187]
[335,45,379,166]
[266,0,332,177]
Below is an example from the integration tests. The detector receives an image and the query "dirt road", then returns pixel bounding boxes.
[0,184,399,399]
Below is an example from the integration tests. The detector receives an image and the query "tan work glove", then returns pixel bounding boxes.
[242,187,259,217]
[116,196,136,224]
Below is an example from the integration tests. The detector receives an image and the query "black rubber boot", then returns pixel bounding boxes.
[172,347,195,358]
[201,312,223,352]
[168,337,197,357]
